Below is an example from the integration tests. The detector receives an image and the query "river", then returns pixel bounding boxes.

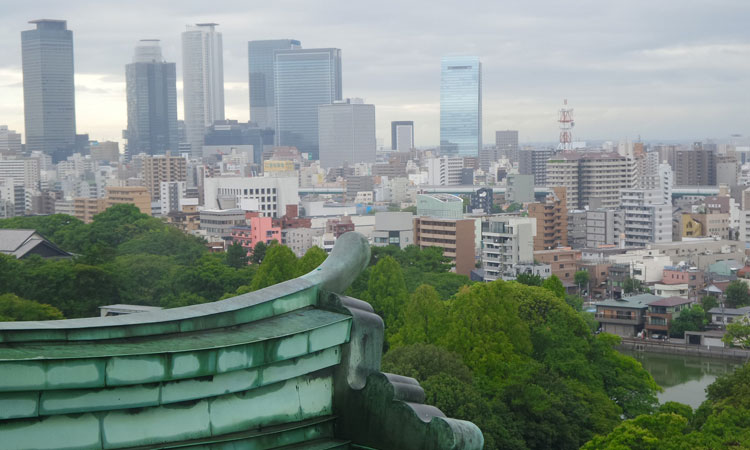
[621,350,743,409]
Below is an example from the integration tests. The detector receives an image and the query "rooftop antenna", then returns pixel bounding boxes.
[558,99,574,151]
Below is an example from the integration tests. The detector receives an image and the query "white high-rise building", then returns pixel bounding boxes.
[621,189,672,247]
[182,23,225,159]
[318,99,376,169]
[426,156,464,186]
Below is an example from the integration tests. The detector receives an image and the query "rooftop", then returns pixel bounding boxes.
[648,296,693,307]
[596,293,662,309]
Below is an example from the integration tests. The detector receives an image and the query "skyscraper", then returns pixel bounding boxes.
[390,121,414,151]
[21,20,76,161]
[495,130,519,163]
[274,48,342,159]
[182,23,225,158]
[248,39,301,130]
[125,40,178,159]
[318,99,376,168]
[440,56,481,157]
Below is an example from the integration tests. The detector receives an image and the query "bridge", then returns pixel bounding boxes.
[0,233,482,450]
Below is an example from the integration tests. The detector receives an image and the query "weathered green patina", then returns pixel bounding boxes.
[0,232,483,449]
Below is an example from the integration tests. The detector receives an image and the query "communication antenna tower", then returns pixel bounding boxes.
[558,99,575,150]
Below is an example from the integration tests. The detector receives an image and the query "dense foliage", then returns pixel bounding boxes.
[724,279,750,308]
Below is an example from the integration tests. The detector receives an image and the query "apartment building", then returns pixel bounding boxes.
[414,216,475,276]
[527,186,567,251]
[621,189,672,247]
[142,154,187,200]
[480,216,535,282]
[105,186,151,215]
[533,247,581,283]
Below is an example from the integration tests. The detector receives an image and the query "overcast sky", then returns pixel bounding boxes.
[1,0,749,147]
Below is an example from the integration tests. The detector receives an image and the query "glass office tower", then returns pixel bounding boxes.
[440,56,482,157]
[125,40,178,159]
[274,48,342,159]
[21,20,76,161]
[248,39,301,131]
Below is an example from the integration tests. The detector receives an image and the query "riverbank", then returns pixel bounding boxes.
[619,337,750,362]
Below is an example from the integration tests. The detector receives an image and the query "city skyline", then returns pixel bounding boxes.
[1,1,749,147]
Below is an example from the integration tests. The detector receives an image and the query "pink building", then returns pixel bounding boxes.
[230,213,281,254]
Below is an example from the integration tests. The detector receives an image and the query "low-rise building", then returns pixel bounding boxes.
[533,247,581,283]
[645,296,694,338]
[373,212,414,249]
[595,293,662,337]
[200,209,246,241]
[284,227,324,257]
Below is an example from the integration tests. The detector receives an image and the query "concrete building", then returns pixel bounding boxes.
[674,143,716,186]
[440,56,482,157]
[533,247,582,283]
[125,40,178,158]
[546,151,635,210]
[414,216,475,276]
[231,214,282,253]
[595,294,662,337]
[527,186,568,251]
[416,193,464,219]
[248,39,301,131]
[0,126,22,155]
[143,154,187,200]
[505,174,534,203]
[22,20,76,160]
[682,213,731,239]
[716,155,739,187]
[284,227,324,257]
[159,181,187,216]
[203,176,299,218]
[373,212,414,249]
[106,186,151,215]
[274,48,342,159]
[182,24,225,158]
[90,141,120,163]
[73,197,107,223]
[645,296,694,338]
[648,238,745,271]
[391,121,414,151]
[200,208,246,241]
[318,99,376,168]
[610,249,673,283]
[470,187,493,214]
[0,158,40,190]
[567,210,587,249]
[519,147,554,186]
[426,156,464,186]
[585,208,623,248]
[621,189,672,247]
[481,216,535,282]
[495,130,519,163]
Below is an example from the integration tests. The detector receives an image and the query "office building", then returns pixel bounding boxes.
[89,141,120,163]
[275,48,342,159]
[318,99,376,168]
[125,40,178,158]
[182,23,225,158]
[481,216,536,282]
[200,209,246,241]
[373,212,414,249]
[0,126,22,155]
[143,154,187,200]
[495,130,519,163]
[527,187,568,251]
[0,158,40,190]
[519,148,554,186]
[440,56,481,156]
[674,143,716,186]
[546,151,635,210]
[203,176,300,218]
[248,39,301,130]
[21,20,76,160]
[414,216,475,276]
[391,121,414,151]
[506,174,534,203]
[426,156,464,186]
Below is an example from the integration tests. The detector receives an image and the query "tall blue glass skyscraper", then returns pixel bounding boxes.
[248,39,301,131]
[440,56,482,157]
[21,20,76,161]
[274,48,342,159]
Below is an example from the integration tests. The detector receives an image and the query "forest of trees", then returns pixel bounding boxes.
[0,205,748,449]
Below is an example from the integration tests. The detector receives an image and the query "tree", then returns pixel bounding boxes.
[366,255,408,331]
[391,285,446,346]
[0,293,64,321]
[574,270,590,293]
[565,294,584,312]
[724,280,750,308]
[506,202,523,212]
[401,206,417,214]
[249,244,298,291]
[623,277,642,294]
[297,246,328,275]
[516,272,542,287]
[225,242,249,269]
[669,305,707,338]
[723,320,750,349]
[700,295,719,314]
[542,274,565,299]
[250,241,268,265]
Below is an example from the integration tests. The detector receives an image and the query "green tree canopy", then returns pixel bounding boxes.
[250,241,268,265]
[542,274,565,299]
[225,242,249,269]
[366,255,408,331]
[249,244,298,291]
[669,305,707,338]
[515,272,542,287]
[574,270,590,289]
[0,293,64,321]
[297,246,328,276]
[724,280,750,308]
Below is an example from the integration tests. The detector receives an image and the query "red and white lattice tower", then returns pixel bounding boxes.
[557,99,575,151]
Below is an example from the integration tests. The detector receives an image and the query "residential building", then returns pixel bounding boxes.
[426,156,464,186]
[716,155,739,187]
[0,158,40,190]
[182,23,225,158]
[106,186,151,215]
[709,306,750,327]
[621,189,672,247]
[248,39,301,130]
[513,262,552,280]
[416,193,464,219]
[391,121,414,151]
[533,247,581,283]
[200,208,245,241]
[284,227,324,257]
[585,208,623,248]
[125,40,178,158]
[481,216,536,282]
[274,48,342,159]
[495,130,519,163]
[22,20,76,160]
[674,143,716,186]
[90,141,120,163]
[318,99,376,168]
[159,181,187,216]
[650,239,745,271]
[506,174,534,203]
[527,186,568,251]
[576,260,612,299]
[231,213,282,254]
[546,151,635,210]
[440,56,481,156]
[519,147,554,186]
[645,296,694,338]
[661,265,704,300]
[73,197,107,223]
[610,249,672,283]
[373,212,414,249]
[142,154,187,200]
[414,216,475,276]
[203,176,299,218]
[595,294,662,337]
[325,216,355,238]
[652,283,688,298]
[567,210,587,249]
